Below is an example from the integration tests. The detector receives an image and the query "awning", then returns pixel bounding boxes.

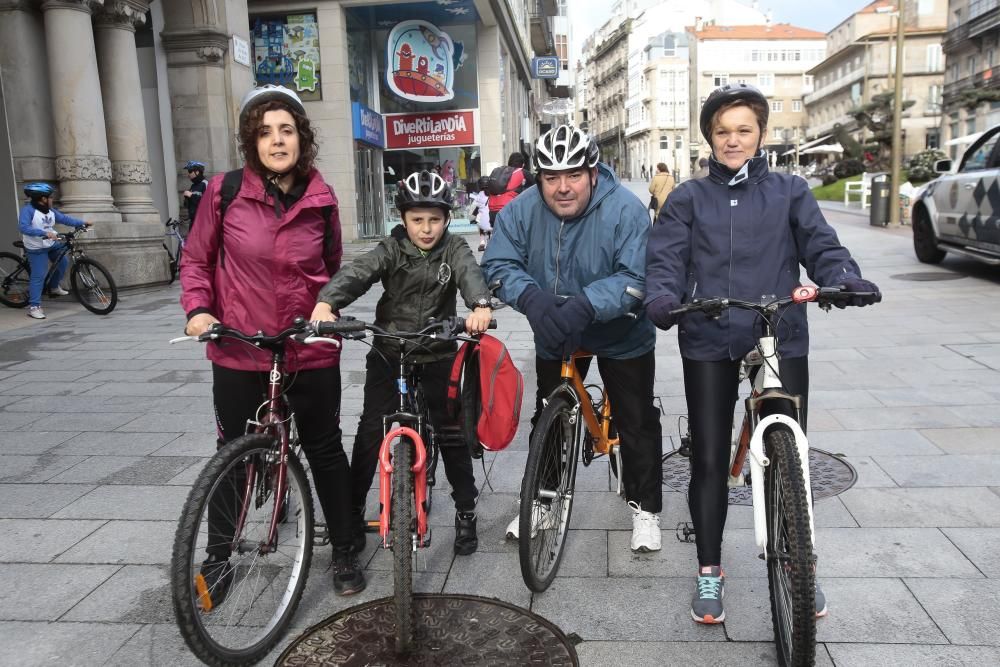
[800,143,844,155]
[944,131,984,147]
[781,134,833,156]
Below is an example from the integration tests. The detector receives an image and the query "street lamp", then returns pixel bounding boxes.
[878,4,906,226]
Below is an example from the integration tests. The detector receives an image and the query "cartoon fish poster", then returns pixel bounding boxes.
[386,20,455,102]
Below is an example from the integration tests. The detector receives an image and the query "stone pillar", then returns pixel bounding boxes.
[40,0,120,222]
[477,24,503,172]
[94,0,159,223]
[0,1,57,187]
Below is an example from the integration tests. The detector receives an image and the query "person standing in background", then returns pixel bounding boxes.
[648,163,675,220]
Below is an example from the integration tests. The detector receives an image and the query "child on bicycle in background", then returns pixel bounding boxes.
[311,170,493,556]
[18,182,92,320]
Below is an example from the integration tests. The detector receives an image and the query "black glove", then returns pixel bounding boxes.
[542,295,595,357]
[837,277,881,307]
[645,295,680,330]
[518,285,563,349]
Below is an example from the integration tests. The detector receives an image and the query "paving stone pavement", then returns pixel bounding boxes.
[3,197,1000,666]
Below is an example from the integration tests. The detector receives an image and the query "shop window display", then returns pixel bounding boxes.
[251,13,322,101]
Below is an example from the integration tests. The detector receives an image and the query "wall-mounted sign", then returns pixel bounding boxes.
[232,35,251,67]
[384,109,478,149]
[386,20,455,102]
[532,56,560,79]
[352,102,385,148]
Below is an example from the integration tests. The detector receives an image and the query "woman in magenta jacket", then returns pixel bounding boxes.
[180,85,365,597]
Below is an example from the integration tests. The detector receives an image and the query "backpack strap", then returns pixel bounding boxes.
[446,341,474,421]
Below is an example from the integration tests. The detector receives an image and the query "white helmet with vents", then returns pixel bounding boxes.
[534,124,600,172]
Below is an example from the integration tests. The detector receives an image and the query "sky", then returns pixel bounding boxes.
[569,0,876,63]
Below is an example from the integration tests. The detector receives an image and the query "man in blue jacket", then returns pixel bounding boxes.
[482,124,663,552]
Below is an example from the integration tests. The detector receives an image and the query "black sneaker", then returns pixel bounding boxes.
[454,511,478,555]
[332,546,366,596]
[197,555,234,611]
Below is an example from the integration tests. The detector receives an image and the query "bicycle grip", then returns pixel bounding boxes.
[315,319,366,335]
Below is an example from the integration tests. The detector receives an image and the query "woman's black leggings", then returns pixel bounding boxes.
[682,356,809,567]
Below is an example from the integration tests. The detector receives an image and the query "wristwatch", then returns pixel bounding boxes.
[474,298,492,309]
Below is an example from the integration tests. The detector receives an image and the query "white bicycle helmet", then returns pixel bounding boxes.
[535,124,600,171]
[238,84,306,129]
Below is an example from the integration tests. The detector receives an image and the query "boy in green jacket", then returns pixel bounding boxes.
[312,170,493,558]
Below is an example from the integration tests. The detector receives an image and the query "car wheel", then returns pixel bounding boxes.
[913,208,946,264]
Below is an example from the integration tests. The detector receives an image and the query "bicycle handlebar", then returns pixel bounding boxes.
[314,316,497,342]
[669,285,882,320]
[169,317,341,348]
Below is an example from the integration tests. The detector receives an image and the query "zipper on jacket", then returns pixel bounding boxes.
[554,220,566,294]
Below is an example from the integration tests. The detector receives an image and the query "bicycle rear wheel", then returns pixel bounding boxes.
[392,436,414,655]
[0,252,30,308]
[764,426,816,667]
[518,391,579,592]
[171,434,314,666]
[70,258,118,314]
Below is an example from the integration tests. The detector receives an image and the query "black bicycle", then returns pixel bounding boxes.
[163,217,186,284]
[0,228,118,314]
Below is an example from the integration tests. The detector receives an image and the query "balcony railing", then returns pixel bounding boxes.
[803,67,865,105]
[944,23,970,53]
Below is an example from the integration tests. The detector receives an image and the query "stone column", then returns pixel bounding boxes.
[0,1,57,187]
[94,0,159,223]
[40,0,120,222]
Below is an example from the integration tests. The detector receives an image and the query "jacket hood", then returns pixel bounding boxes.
[544,161,619,221]
[708,149,769,187]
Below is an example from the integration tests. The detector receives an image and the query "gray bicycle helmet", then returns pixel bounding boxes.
[699,83,769,143]
[238,84,306,129]
[396,170,454,213]
[535,124,600,171]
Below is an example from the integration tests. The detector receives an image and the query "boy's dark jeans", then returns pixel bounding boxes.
[352,349,478,515]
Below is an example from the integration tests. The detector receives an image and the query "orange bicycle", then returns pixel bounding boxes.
[517,350,621,591]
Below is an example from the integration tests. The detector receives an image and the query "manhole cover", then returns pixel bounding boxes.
[276,594,579,666]
[663,447,856,505]
[891,272,966,281]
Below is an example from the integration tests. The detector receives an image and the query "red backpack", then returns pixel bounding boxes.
[447,334,524,454]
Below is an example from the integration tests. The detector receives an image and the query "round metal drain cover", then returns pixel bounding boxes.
[276,594,579,666]
[663,447,856,505]
[891,271,966,281]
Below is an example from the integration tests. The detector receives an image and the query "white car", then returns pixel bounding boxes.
[911,125,1000,265]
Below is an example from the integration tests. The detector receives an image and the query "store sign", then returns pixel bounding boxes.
[386,20,456,102]
[352,102,385,148]
[532,56,560,79]
[232,35,251,67]
[384,110,477,149]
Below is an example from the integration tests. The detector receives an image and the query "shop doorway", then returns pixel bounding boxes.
[354,145,384,239]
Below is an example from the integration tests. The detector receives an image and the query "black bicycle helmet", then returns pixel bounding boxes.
[395,170,454,213]
[23,182,54,199]
[535,124,600,171]
[699,83,769,143]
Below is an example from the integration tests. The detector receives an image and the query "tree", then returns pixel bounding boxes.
[846,92,916,171]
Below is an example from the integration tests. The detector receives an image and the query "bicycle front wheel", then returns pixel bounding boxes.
[764,426,816,667]
[518,391,579,592]
[0,252,30,308]
[171,434,314,666]
[392,436,414,655]
[70,258,118,314]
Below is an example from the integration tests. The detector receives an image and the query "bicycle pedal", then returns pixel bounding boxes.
[313,523,331,547]
[675,522,696,543]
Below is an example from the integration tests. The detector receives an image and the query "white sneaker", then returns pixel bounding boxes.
[27,306,46,319]
[629,501,661,552]
[505,502,555,540]
[47,286,70,296]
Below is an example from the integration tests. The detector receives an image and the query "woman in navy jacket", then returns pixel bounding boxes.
[643,84,880,624]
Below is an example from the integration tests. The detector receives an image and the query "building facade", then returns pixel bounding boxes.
[803,0,947,159]
[941,0,1000,159]
[689,22,826,166]
[0,0,554,287]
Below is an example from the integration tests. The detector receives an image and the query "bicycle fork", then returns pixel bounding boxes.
[748,415,815,551]
[377,426,429,549]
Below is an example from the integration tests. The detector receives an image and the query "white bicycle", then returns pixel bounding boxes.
[670,284,880,667]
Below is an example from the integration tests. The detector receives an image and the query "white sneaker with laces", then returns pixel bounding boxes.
[27,306,46,319]
[505,502,555,540]
[47,286,70,296]
[629,501,661,552]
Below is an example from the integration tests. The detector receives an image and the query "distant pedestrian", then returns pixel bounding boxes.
[182,161,207,225]
[641,163,648,180]
[486,152,529,232]
[469,177,492,251]
[692,157,709,179]
[647,163,674,219]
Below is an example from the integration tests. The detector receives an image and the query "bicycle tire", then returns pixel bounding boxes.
[764,426,816,667]
[392,436,414,655]
[174,245,184,283]
[171,434,314,666]
[70,257,118,314]
[0,252,30,308]
[518,391,578,592]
